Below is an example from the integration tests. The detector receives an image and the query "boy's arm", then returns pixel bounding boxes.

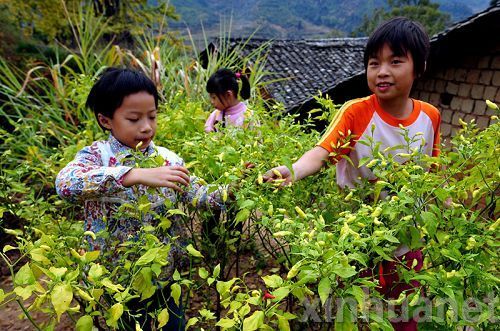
[55,146,133,201]
[264,103,354,184]
[263,146,329,184]
[292,147,330,180]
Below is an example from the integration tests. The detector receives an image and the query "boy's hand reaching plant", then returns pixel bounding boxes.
[263,166,294,186]
[262,147,329,186]
[123,166,190,192]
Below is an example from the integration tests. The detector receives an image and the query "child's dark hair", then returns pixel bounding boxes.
[86,67,159,129]
[364,17,430,77]
[206,68,251,100]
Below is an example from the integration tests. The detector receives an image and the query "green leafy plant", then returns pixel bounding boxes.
[0,6,498,329]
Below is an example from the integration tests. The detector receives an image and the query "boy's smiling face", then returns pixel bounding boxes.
[367,43,416,104]
[98,91,157,150]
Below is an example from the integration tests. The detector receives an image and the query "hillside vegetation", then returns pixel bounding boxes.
[170,0,490,39]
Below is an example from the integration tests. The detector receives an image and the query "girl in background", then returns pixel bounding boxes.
[205,68,251,132]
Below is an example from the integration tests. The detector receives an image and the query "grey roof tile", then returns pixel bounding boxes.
[204,37,367,110]
[431,3,500,42]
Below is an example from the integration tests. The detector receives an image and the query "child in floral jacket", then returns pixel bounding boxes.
[56,67,224,330]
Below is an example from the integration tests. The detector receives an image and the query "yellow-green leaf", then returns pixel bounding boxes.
[186,317,199,329]
[213,264,221,278]
[198,267,209,279]
[101,278,125,293]
[235,208,250,223]
[151,263,162,277]
[14,285,34,300]
[331,264,357,279]
[167,209,187,216]
[277,315,291,331]
[262,274,283,288]
[347,285,366,311]
[14,263,35,286]
[132,268,155,300]
[171,283,181,306]
[239,303,251,318]
[216,279,237,297]
[157,308,169,328]
[83,250,100,263]
[318,277,331,306]
[136,248,160,266]
[30,248,50,264]
[88,264,106,282]
[3,245,16,253]
[106,303,124,327]
[334,303,355,331]
[271,287,290,301]
[242,310,264,331]
[186,244,203,258]
[76,315,94,331]
[216,318,235,329]
[51,283,73,321]
[49,267,67,280]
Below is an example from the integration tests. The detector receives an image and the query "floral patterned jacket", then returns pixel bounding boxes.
[56,134,223,275]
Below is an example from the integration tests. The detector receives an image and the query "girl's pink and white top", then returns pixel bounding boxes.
[204,101,248,132]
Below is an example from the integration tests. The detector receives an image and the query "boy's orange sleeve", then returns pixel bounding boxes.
[317,110,351,154]
[317,97,373,163]
[421,103,441,157]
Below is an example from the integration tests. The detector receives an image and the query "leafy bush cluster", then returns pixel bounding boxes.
[0,10,498,331]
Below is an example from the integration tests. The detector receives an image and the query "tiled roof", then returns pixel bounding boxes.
[426,3,500,71]
[205,38,367,111]
[431,3,500,43]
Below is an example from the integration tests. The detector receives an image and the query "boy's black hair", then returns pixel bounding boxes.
[364,17,430,77]
[206,68,251,100]
[86,67,159,129]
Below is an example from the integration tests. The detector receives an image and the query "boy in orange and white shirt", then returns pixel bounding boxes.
[317,93,440,188]
[265,17,440,331]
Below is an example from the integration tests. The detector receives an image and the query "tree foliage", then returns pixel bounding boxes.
[353,0,451,37]
[0,0,178,43]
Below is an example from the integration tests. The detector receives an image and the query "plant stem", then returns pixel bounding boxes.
[16,299,42,330]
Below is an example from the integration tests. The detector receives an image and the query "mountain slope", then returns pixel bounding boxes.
[169,0,490,39]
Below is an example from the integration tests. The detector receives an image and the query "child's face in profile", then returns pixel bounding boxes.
[98,91,157,150]
[366,43,415,103]
[209,91,234,111]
